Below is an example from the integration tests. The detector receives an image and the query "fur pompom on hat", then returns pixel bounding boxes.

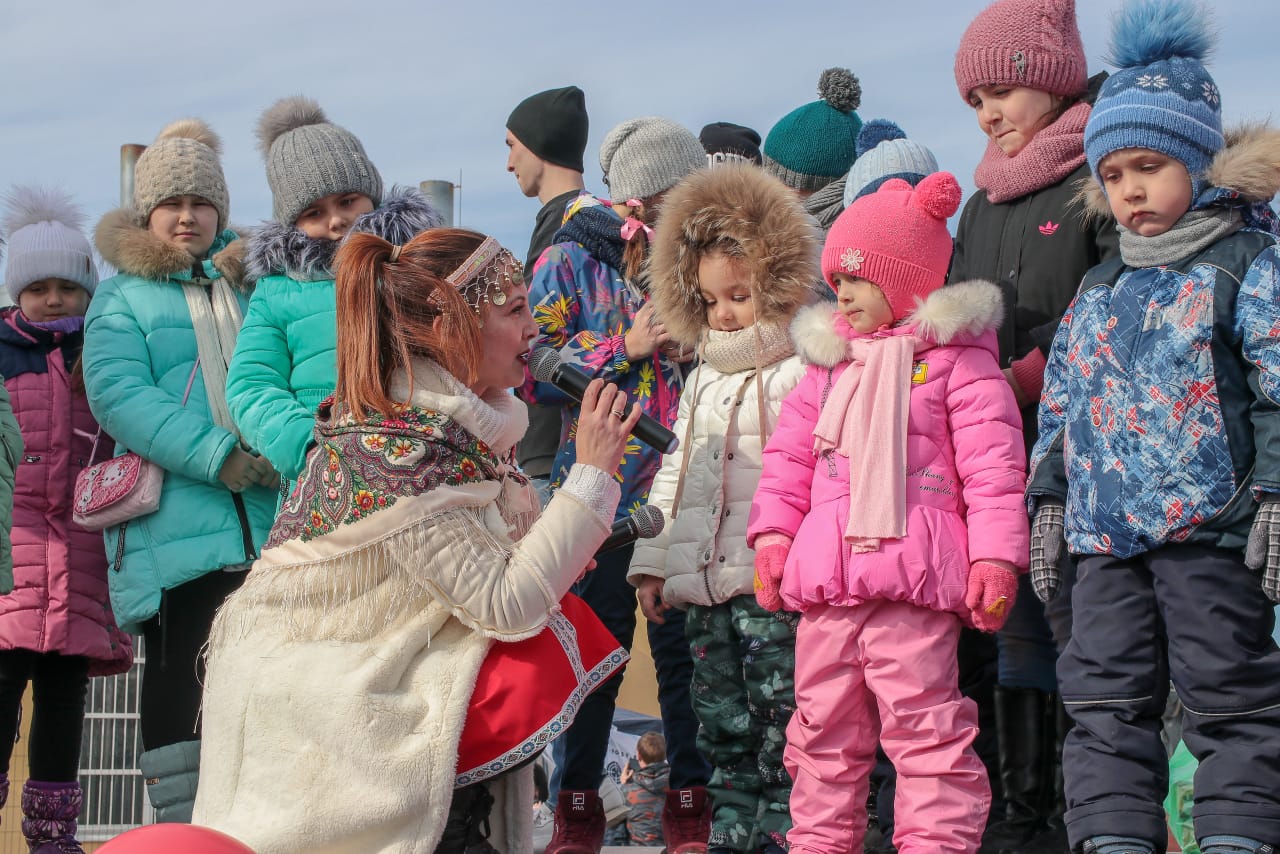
[763,68,864,192]
[649,164,819,347]
[822,172,962,322]
[132,118,230,232]
[2,186,98,303]
[599,117,705,203]
[1085,0,1223,196]
[843,120,940,208]
[257,95,384,227]
[954,0,1088,102]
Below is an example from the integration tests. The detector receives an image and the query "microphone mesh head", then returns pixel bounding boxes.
[635,504,665,538]
[528,347,563,383]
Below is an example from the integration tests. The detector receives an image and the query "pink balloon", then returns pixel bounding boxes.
[97,824,255,853]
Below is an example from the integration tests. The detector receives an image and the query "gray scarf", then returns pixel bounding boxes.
[1118,208,1243,269]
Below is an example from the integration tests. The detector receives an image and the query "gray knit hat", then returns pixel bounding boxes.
[2,186,98,303]
[256,95,383,227]
[133,119,230,231]
[599,118,705,203]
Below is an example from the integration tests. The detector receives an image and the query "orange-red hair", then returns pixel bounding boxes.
[334,228,490,420]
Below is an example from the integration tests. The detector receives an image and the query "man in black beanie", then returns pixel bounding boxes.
[506,85,590,276]
[504,86,591,503]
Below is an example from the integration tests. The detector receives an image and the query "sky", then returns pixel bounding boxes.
[0,0,1275,285]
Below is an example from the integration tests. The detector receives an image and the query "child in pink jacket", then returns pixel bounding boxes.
[747,173,1029,854]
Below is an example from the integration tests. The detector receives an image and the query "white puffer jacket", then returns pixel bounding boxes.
[629,332,805,607]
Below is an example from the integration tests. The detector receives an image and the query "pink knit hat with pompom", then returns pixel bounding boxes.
[954,0,1087,102]
[821,172,962,322]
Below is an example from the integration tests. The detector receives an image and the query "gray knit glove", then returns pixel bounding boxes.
[1030,500,1066,603]
[1245,496,1280,603]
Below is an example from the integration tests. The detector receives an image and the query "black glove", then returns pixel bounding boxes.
[1245,496,1280,603]
[1030,499,1066,603]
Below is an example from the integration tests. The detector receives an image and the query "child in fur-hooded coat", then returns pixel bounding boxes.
[226,96,442,496]
[748,173,1029,853]
[630,164,817,851]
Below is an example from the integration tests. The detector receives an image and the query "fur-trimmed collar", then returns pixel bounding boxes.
[1078,122,1280,220]
[791,280,1004,368]
[95,208,248,289]
[649,165,820,347]
[246,186,443,283]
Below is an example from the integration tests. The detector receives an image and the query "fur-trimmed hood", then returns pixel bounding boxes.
[246,185,443,283]
[792,279,1004,368]
[649,164,820,347]
[1079,123,1280,220]
[95,208,247,289]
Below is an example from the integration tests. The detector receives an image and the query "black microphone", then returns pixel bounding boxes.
[529,348,680,454]
[596,505,666,556]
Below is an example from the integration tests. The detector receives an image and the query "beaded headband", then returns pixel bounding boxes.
[444,237,522,322]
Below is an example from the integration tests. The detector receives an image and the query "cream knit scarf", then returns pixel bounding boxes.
[182,277,244,439]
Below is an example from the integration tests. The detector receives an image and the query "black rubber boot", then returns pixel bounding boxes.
[1006,698,1070,853]
[978,687,1053,853]
[435,783,498,853]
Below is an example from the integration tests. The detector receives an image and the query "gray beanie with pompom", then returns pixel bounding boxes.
[257,95,383,227]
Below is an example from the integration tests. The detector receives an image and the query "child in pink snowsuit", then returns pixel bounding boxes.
[748,173,1030,853]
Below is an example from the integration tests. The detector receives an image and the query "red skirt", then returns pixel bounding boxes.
[455,593,628,786]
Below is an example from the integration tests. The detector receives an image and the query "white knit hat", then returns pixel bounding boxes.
[2,186,98,303]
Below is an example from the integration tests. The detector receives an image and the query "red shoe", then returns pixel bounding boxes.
[544,789,605,854]
[662,786,710,854]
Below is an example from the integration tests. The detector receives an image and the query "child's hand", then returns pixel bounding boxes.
[218,448,263,492]
[1245,496,1280,603]
[965,560,1019,632]
[753,533,792,612]
[636,576,666,624]
[251,455,280,489]
[1030,499,1066,602]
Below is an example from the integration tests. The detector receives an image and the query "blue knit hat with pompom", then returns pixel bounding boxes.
[1084,0,1223,196]
[842,120,940,208]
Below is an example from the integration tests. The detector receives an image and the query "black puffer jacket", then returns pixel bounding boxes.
[949,162,1118,372]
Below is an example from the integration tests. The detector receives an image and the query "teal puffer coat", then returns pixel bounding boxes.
[226,187,443,483]
[84,210,276,633]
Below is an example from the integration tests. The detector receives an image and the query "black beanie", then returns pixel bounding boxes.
[699,122,763,165]
[506,86,589,173]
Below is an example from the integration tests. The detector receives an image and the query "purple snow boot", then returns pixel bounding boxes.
[21,780,85,853]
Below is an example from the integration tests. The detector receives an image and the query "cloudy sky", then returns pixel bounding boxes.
[0,0,1274,283]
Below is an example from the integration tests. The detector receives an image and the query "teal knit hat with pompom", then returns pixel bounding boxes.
[762,68,863,192]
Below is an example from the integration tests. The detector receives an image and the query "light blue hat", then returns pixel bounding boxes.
[842,120,939,209]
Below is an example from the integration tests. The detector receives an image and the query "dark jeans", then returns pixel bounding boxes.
[558,545,639,791]
[997,557,1076,690]
[648,606,709,790]
[0,649,89,780]
[140,568,247,751]
[1061,544,1280,848]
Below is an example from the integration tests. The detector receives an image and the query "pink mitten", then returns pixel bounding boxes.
[753,533,792,612]
[965,560,1019,632]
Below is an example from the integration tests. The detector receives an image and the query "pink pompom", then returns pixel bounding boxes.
[915,171,963,221]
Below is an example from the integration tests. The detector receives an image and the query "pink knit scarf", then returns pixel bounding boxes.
[973,100,1091,204]
[812,333,928,552]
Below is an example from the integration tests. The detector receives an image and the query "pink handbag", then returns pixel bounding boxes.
[73,361,200,532]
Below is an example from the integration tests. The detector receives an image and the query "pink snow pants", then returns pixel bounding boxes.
[786,600,990,853]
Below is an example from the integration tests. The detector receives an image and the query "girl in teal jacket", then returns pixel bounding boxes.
[83,119,277,823]
[226,96,441,499]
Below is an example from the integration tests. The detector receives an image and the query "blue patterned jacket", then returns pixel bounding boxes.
[1028,229,1280,558]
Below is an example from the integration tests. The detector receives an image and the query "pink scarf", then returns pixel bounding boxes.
[812,332,928,552]
[973,100,1091,204]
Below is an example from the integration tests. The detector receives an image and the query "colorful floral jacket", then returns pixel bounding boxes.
[1029,230,1280,557]
[519,196,683,521]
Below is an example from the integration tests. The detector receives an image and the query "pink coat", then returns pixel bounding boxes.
[0,309,132,675]
[748,281,1029,623]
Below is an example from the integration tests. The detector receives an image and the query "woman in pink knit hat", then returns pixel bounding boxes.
[748,173,1030,853]
[949,2,1119,850]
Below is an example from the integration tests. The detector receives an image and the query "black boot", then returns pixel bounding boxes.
[978,687,1053,853]
[1007,698,1070,853]
[435,783,498,853]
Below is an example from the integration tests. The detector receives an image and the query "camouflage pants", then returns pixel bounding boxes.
[686,594,798,851]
